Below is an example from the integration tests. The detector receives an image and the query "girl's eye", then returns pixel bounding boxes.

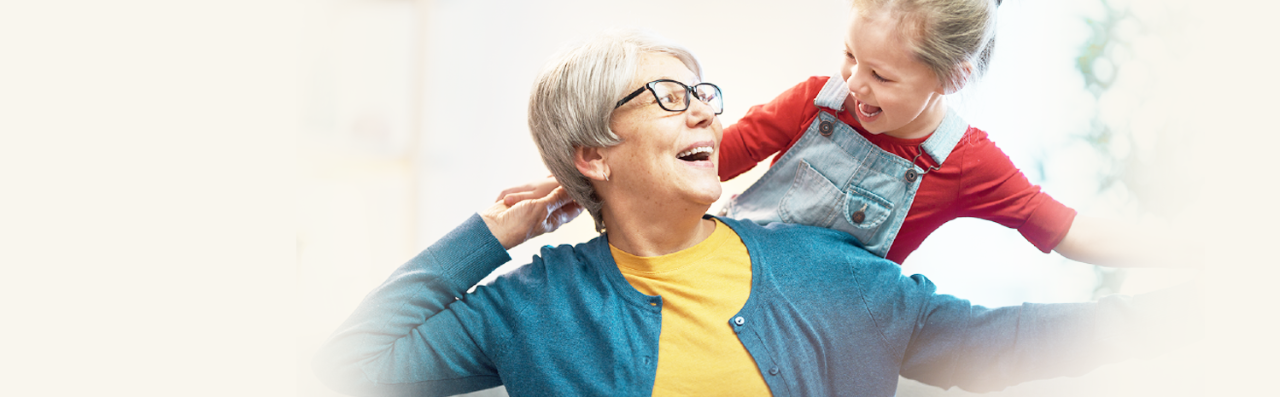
[844,51,855,61]
[872,71,889,82]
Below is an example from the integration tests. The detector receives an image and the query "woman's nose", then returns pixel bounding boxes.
[686,97,716,129]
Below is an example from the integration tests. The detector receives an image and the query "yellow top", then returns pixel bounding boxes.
[611,219,771,396]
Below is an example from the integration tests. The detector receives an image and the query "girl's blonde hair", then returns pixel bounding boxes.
[853,0,998,91]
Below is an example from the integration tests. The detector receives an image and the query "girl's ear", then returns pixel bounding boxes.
[941,61,975,95]
[574,146,610,182]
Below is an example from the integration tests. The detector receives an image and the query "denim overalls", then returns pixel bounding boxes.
[724,75,969,258]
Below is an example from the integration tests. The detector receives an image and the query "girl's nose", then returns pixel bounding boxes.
[845,69,864,98]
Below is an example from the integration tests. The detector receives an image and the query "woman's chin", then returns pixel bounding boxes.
[692,185,723,209]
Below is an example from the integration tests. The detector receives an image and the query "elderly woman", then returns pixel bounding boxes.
[313,30,1196,396]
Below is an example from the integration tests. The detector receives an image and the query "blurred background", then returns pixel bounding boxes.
[3,0,1278,396]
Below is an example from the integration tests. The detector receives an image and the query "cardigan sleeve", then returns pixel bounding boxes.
[312,213,512,397]
[894,277,1201,392]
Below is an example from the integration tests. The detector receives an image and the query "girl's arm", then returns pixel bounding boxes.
[1054,215,1202,268]
[718,76,826,181]
[949,131,1196,268]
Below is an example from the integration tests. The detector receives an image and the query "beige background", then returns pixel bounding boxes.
[1,0,1276,396]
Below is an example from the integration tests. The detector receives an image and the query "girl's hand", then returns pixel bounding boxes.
[480,183,582,250]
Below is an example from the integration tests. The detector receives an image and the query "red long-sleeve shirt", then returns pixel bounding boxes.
[720,76,1076,264]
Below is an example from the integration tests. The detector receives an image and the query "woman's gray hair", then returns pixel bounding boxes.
[853,0,998,91]
[527,29,702,232]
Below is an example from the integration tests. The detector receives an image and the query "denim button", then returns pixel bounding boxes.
[819,121,834,136]
[851,209,866,224]
[769,367,779,375]
[733,316,745,326]
[904,169,919,182]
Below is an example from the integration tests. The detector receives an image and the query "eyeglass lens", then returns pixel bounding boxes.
[650,81,722,114]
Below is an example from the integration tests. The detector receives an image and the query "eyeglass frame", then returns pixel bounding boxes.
[613,79,724,115]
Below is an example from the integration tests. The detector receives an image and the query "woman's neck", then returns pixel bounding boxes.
[601,205,717,258]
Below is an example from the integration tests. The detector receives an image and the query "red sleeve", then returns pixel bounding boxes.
[718,76,826,181]
[956,128,1077,252]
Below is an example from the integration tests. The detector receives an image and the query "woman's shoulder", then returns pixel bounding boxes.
[716,217,919,306]
[717,216,887,264]
[492,236,610,287]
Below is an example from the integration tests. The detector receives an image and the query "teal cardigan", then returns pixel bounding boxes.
[314,215,1197,396]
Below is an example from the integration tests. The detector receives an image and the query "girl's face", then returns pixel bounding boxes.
[840,9,949,140]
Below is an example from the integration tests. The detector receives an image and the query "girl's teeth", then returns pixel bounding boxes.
[858,102,882,117]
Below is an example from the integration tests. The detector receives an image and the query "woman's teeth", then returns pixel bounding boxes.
[677,146,713,161]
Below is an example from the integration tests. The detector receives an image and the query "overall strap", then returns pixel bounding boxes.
[813,74,969,165]
[813,74,848,110]
[918,107,967,165]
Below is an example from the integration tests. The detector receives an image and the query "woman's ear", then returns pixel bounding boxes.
[940,61,974,95]
[574,146,610,182]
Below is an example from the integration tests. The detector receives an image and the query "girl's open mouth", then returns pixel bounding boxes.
[857,100,882,118]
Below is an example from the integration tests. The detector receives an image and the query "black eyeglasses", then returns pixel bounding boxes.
[614,79,723,115]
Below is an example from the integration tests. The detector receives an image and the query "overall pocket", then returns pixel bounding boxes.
[779,159,846,229]
[779,159,894,244]
[841,183,892,231]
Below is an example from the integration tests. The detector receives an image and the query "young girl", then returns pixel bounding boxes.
[718,0,1171,267]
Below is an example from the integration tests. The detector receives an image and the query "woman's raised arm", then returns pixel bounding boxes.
[312,179,580,396]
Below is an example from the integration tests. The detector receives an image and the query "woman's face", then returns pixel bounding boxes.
[605,53,723,210]
[839,9,948,140]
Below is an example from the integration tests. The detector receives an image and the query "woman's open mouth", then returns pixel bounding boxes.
[677,146,713,162]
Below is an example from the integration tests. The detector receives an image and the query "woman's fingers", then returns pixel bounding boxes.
[503,191,538,206]
[495,183,538,202]
[501,176,562,205]
[483,178,577,249]
[544,201,583,233]
[513,187,580,237]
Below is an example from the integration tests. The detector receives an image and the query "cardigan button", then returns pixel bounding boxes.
[819,121,834,136]
[733,316,745,326]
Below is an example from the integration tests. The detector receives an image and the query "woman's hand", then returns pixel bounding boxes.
[495,176,562,207]
[480,179,582,250]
